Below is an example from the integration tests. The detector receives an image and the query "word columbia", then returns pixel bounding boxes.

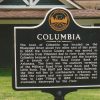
[37,34,81,41]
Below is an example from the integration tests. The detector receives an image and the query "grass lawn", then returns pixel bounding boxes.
[1,68,100,100]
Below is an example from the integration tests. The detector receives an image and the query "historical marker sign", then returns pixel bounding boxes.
[13,8,100,90]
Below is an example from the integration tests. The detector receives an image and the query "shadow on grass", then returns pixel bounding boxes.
[0,68,12,76]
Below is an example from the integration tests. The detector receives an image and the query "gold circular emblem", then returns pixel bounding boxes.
[49,9,70,31]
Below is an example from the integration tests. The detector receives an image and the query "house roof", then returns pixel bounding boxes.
[71,9,100,18]
[0,0,82,9]
[59,0,83,9]
[73,0,100,9]
[0,9,100,19]
[0,0,99,19]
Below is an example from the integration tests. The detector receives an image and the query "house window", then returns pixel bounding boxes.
[0,0,64,5]
[0,0,81,9]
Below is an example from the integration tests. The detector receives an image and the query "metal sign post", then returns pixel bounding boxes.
[42,89,77,100]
